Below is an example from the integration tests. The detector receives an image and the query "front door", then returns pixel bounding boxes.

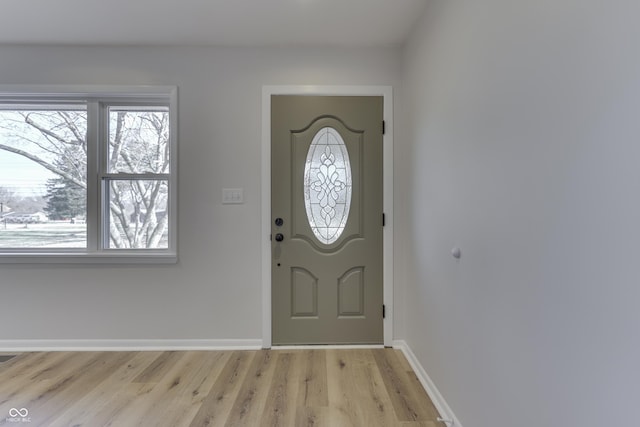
[271,95,383,344]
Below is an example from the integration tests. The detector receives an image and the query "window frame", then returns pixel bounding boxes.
[0,85,178,264]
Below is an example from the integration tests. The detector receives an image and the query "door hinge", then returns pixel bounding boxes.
[382,120,386,135]
[383,304,386,319]
[382,213,386,227]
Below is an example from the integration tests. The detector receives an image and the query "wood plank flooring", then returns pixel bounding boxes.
[0,349,440,427]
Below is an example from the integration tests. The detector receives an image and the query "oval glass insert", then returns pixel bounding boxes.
[304,127,352,245]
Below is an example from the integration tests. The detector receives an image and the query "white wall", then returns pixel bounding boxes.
[400,1,640,426]
[0,45,401,342]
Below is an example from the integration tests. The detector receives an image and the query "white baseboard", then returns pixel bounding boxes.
[273,344,384,350]
[0,339,263,352]
[393,339,463,427]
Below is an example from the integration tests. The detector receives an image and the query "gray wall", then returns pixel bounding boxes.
[400,1,640,426]
[0,45,401,341]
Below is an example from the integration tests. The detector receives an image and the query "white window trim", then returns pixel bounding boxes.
[0,85,178,264]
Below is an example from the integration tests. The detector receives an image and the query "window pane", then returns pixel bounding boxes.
[108,107,170,174]
[0,105,87,248]
[303,127,352,245]
[107,179,168,249]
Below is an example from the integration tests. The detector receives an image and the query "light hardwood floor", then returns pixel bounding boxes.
[0,349,440,426]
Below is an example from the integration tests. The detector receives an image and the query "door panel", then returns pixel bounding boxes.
[291,267,318,317]
[338,267,365,317]
[271,95,383,345]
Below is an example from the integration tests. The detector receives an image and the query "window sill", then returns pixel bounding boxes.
[0,252,177,264]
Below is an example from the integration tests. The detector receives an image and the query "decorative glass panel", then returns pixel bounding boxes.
[304,127,352,245]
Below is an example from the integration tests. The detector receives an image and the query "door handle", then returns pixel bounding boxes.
[275,233,284,242]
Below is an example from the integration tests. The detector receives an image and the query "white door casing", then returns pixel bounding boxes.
[261,85,393,348]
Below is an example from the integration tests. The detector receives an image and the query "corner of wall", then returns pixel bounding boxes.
[393,340,463,427]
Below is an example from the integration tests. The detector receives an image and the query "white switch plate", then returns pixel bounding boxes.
[222,188,244,204]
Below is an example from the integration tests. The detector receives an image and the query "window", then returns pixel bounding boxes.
[0,86,177,263]
[303,127,352,245]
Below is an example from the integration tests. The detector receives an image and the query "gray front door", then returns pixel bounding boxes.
[271,95,383,345]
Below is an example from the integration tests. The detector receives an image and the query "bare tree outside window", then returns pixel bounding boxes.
[107,108,170,249]
[0,104,170,249]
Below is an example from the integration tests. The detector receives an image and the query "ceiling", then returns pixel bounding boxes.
[0,0,428,47]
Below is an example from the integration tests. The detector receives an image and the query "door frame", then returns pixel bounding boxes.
[261,85,393,348]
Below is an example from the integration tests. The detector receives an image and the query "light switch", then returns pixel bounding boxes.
[222,188,244,204]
